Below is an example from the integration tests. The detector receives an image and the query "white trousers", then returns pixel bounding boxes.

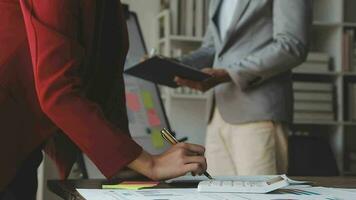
[205,108,289,176]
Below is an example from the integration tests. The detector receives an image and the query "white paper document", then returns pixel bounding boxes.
[77,188,336,200]
[76,175,356,200]
[300,187,356,200]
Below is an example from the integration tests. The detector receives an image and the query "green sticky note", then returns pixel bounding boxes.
[102,185,142,190]
[102,181,159,190]
[141,91,154,109]
[151,129,164,149]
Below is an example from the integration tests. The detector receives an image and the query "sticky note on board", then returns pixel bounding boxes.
[141,91,154,109]
[126,92,141,112]
[102,181,159,190]
[147,109,161,126]
[151,129,164,149]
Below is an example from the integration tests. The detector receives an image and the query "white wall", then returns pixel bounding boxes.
[121,0,161,50]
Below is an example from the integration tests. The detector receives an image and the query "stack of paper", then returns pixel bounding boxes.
[293,52,331,73]
[293,81,335,121]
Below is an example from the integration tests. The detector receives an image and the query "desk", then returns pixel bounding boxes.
[48,177,356,200]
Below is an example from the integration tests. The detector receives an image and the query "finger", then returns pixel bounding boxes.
[186,81,204,91]
[201,68,215,76]
[174,77,188,85]
[184,150,198,156]
[176,78,198,86]
[173,145,196,156]
[183,163,204,175]
[174,76,193,85]
[179,143,205,155]
[184,156,207,172]
[184,155,205,164]
[140,55,149,62]
[176,79,203,90]
[174,76,182,83]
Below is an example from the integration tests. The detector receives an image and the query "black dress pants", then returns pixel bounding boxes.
[0,147,43,200]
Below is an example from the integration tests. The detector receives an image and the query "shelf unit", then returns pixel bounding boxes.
[156,0,356,175]
[305,0,356,175]
[156,9,211,146]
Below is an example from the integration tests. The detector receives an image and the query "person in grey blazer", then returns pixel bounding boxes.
[176,0,312,175]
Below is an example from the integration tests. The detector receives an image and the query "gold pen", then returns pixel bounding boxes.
[160,128,213,180]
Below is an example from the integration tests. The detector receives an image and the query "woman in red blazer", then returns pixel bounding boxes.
[0,0,207,199]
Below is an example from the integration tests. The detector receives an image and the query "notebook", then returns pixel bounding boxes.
[124,56,212,88]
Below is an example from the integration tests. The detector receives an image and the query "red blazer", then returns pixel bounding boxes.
[0,0,142,190]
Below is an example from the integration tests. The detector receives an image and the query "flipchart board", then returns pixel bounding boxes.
[123,9,171,154]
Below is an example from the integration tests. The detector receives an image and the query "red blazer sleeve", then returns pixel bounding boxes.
[19,0,142,178]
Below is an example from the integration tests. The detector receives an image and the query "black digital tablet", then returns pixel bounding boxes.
[124,56,212,88]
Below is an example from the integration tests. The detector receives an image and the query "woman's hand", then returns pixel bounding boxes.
[151,143,207,180]
[127,143,207,180]
[174,68,232,92]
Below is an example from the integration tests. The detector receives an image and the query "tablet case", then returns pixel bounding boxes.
[124,56,212,88]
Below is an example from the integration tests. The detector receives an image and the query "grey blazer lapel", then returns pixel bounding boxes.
[211,0,222,18]
[219,0,251,56]
[210,0,223,44]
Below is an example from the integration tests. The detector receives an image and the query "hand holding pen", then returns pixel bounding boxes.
[127,139,208,181]
[161,128,213,179]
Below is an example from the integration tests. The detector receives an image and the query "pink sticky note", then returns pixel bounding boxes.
[126,92,140,112]
[147,109,161,126]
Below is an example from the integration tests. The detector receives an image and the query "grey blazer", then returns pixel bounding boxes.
[182,0,312,124]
